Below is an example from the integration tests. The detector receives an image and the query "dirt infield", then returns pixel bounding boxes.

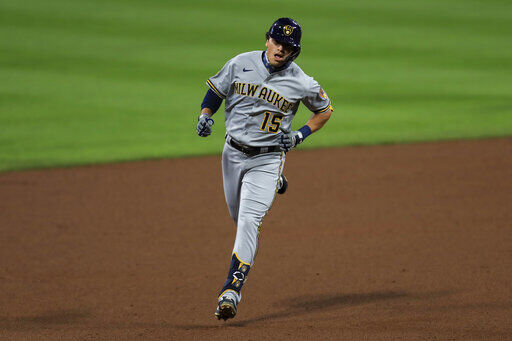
[1,138,511,340]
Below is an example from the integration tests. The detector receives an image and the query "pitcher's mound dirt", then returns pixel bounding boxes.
[1,138,511,340]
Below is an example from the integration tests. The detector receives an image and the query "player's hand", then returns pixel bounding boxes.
[197,113,214,137]
[278,128,303,152]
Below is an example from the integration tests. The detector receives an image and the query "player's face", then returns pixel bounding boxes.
[265,38,294,67]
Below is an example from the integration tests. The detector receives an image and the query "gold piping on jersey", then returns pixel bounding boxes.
[206,79,225,99]
[314,102,333,114]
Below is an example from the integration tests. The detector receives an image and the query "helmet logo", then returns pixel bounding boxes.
[283,25,295,36]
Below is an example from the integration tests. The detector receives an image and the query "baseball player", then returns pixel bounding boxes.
[196,17,333,321]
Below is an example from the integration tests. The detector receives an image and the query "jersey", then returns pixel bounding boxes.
[206,51,332,147]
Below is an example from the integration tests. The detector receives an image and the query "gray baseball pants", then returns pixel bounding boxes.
[222,137,285,267]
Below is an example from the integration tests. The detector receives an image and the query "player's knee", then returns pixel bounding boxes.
[240,198,269,215]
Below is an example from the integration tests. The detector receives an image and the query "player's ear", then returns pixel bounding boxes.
[265,33,272,45]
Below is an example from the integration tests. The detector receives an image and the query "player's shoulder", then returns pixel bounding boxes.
[230,50,262,63]
[287,62,315,87]
[287,62,307,77]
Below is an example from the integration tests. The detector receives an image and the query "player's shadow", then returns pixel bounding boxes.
[0,309,91,331]
[228,290,451,327]
[174,290,452,330]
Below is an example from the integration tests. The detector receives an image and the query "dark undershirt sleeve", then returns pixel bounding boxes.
[201,88,223,114]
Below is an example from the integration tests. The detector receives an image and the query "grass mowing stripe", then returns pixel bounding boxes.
[1,0,511,171]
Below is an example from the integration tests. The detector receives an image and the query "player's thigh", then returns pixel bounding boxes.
[222,142,245,220]
[240,153,285,212]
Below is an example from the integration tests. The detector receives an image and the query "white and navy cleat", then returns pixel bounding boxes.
[215,297,237,321]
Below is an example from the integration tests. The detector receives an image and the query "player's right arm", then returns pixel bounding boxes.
[197,89,223,137]
[197,57,235,137]
[201,89,223,117]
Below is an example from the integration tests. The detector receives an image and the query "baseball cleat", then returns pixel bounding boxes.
[277,174,288,194]
[215,297,237,321]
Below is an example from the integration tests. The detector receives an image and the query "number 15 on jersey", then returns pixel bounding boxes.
[260,111,283,134]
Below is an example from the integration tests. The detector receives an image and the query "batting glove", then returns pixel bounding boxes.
[278,129,304,152]
[197,113,214,137]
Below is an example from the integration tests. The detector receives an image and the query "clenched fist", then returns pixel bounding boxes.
[197,113,214,137]
[278,129,304,152]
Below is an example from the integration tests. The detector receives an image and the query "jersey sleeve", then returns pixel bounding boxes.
[301,77,333,114]
[206,58,235,99]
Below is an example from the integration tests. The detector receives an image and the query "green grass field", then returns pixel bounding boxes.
[1,0,511,171]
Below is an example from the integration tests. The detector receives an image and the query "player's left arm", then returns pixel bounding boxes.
[278,108,332,152]
[294,78,334,142]
[304,108,332,133]
[278,78,333,151]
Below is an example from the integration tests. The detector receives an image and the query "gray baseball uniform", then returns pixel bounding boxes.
[207,50,331,305]
[208,51,331,147]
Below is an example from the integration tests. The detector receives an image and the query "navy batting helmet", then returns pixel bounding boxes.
[266,18,302,62]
